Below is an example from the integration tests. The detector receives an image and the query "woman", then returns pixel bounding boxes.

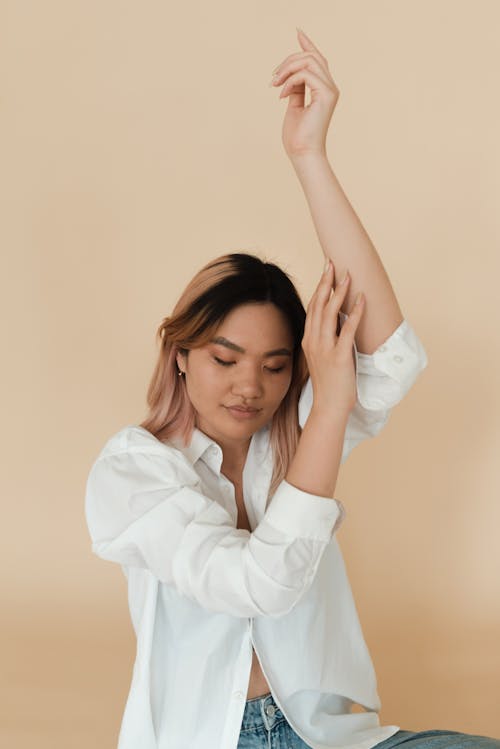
[84,28,499,749]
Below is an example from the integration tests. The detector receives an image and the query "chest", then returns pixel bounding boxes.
[225,474,252,533]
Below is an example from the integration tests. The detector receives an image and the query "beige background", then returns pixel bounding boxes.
[2,1,499,746]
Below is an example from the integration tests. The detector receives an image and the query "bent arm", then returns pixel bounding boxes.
[286,404,349,499]
[298,313,429,464]
[84,433,344,620]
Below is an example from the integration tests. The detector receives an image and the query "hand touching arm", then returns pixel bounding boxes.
[286,259,364,497]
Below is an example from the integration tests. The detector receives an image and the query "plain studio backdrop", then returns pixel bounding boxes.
[1,1,499,747]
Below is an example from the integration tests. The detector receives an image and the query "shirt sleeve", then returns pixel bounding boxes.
[298,316,428,464]
[84,441,344,619]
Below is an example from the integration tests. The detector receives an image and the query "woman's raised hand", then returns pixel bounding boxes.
[270,28,339,158]
[301,260,364,417]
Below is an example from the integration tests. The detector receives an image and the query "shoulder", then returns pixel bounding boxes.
[90,424,199,485]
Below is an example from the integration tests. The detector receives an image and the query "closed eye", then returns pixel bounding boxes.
[213,356,285,373]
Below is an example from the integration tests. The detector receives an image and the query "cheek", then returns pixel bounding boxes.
[205,366,226,388]
[272,373,293,401]
[194,365,226,398]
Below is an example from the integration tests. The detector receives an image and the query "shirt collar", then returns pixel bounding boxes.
[171,426,224,475]
[170,422,270,477]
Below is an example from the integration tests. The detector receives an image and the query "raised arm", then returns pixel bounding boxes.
[271,28,404,354]
[290,152,404,355]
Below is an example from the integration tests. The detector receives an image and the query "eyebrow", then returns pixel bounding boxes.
[210,336,292,357]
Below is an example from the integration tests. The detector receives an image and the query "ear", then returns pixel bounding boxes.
[176,349,186,374]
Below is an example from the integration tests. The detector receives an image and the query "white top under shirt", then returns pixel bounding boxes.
[85,315,428,749]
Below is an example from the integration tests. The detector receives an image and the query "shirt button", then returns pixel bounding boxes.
[265,704,276,716]
[379,345,387,352]
[393,355,403,363]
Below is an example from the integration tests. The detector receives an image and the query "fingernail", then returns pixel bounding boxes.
[324,258,331,274]
[340,269,349,284]
[355,292,363,305]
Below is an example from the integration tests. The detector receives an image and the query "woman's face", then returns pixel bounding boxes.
[176,302,294,457]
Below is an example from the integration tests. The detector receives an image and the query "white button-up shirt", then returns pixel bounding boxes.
[85,317,428,749]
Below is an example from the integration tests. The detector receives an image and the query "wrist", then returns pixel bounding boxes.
[289,148,329,168]
[308,405,350,430]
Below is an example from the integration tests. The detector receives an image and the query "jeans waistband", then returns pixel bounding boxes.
[240,692,284,732]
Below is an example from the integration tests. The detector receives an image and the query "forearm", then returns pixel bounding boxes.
[285,407,349,499]
[290,152,404,355]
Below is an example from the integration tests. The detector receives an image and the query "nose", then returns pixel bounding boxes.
[231,366,264,401]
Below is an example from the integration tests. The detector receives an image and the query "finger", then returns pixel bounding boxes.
[321,272,350,347]
[335,293,365,355]
[272,50,330,80]
[304,262,334,344]
[279,68,337,102]
[296,28,329,67]
[272,55,332,90]
[308,261,336,344]
[307,260,335,309]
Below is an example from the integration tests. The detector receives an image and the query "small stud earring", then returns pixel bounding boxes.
[177,369,184,376]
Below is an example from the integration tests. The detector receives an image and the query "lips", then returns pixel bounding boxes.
[226,406,260,413]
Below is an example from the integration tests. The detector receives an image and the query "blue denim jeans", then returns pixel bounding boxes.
[237,692,311,748]
[237,691,500,748]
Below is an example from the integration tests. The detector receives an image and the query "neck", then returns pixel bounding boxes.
[221,448,247,476]
[194,419,251,473]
